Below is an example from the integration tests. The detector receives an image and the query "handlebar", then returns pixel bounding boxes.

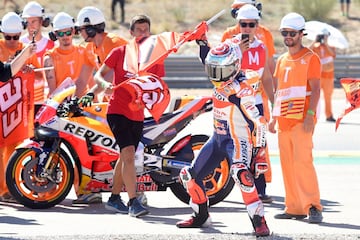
[56,96,82,117]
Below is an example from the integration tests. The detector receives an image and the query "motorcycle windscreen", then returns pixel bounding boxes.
[35,77,76,124]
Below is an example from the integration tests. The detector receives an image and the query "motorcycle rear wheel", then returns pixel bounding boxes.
[169,135,235,206]
[6,148,74,209]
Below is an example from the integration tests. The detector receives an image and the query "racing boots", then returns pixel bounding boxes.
[176,213,211,228]
[176,202,211,228]
[252,215,270,237]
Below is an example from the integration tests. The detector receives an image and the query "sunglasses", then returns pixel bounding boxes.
[4,35,20,40]
[280,31,299,37]
[239,22,257,28]
[56,30,72,37]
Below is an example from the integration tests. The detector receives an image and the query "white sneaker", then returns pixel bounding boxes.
[136,192,148,206]
[72,193,102,204]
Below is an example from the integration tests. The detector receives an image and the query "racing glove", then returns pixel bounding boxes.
[251,147,268,179]
[78,92,94,107]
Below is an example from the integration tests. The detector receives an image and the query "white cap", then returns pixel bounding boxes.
[231,0,256,8]
[280,12,305,31]
[1,12,23,33]
[22,1,43,18]
[236,4,260,20]
[52,12,74,31]
[76,6,105,26]
[322,28,330,36]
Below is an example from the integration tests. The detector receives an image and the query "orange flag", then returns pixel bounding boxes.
[118,21,208,122]
[335,78,360,130]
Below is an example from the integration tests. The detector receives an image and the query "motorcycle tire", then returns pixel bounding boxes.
[169,134,235,206]
[6,148,74,209]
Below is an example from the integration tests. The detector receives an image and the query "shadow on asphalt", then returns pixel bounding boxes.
[0,215,39,225]
[2,194,360,234]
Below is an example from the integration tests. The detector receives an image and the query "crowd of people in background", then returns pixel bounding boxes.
[0,0,333,236]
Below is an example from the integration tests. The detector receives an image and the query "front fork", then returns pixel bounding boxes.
[35,138,62,183]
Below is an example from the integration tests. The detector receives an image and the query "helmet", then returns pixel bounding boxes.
[52,12,74,31]
[236,4,260,20]
[205,41,242,84]
[280,12,305,31]
[0,12,24,33]
[231,0,256,8]
[22,1,43,18]
[76,6,105,26]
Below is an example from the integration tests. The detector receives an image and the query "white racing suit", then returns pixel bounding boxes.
[179,71,268,227]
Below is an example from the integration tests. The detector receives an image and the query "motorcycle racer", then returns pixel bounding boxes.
[176,41,270,237]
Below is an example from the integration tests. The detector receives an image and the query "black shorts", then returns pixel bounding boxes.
[106,114,143,150]
[340,0,350,3]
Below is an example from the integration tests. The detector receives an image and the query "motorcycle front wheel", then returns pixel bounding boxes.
[169,135,235,206]
[6,148,74,209]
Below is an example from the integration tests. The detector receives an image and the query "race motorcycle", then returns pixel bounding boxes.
[6,77,235,209]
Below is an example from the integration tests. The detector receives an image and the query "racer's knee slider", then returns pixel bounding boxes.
[179,166,193,190]
[231,163,255,193]
[179,166,207,204]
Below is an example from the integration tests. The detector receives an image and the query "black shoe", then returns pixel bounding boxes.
[274,212,307,220]
[259,194,273,203]
[326,116,336,122]
[308,206,323,223]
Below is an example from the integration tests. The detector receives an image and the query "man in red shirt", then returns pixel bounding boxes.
[82,14,165,217]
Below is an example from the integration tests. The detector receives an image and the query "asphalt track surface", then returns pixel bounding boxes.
[1,88,360,240]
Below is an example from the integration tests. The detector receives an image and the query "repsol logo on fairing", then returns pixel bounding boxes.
[63,122,119,151]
